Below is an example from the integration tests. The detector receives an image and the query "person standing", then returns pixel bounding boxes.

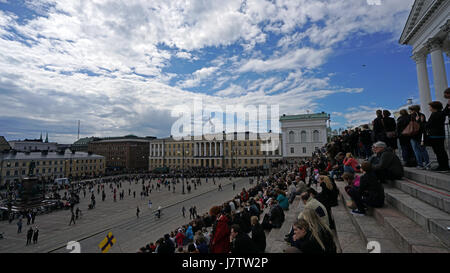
[33,227,39,244]
[69,212,76,226]
[148,200,152,209]
[182,206,186,218]
[17,217,23,233]
[136,206,140,218]
[26,227,33,245]
[372,110,386,143]
[189,206,194,220]
[31,211,36,225]
[426,101,450,171]
[396,109,416,167]
[232,182,236,191]
[408,105,430,170]
[381,110,398,151]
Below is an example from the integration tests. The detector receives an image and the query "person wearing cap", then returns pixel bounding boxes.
[371,141,404,183]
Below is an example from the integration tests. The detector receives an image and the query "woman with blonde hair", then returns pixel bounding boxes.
[300,208,336,253]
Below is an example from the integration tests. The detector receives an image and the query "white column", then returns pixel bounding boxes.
[214,142,217,157]
[204,142,206,157]
[220,142,223,156]
[428,39,448,105]
[194,143,197,156]
[209,142,212,157]
[412,52,433,118]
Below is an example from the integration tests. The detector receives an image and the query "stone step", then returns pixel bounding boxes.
[403,167,450,192]
[265,197,302,253]
[336,182,402,253]
[332,200,367,253]
[373,206,449,253]
[392,178,450,214]
[384,186,450,248]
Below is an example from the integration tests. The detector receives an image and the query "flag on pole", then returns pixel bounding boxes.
[99,232,116,253]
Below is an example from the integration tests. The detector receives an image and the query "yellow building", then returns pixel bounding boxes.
[0,149,105,186]
[149,132,282,170]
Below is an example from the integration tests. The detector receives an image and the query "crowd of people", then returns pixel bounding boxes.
[138,157,344,253]
[139,90,450,253]
[330,88,450,172]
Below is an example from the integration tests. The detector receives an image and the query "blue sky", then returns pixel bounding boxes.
[0,0,448,143]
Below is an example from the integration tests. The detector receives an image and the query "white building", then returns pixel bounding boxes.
[399,0,449,118]
[280,112,330,161]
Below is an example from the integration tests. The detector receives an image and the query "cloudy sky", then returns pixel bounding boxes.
[0,0,448,143]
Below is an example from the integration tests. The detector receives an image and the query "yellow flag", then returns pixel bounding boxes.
[99,232,116,253]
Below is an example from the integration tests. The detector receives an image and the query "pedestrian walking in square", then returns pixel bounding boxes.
[17,217,22,233]
[26,227,33,245]
[69,212,76,226]
[33,227,39,244]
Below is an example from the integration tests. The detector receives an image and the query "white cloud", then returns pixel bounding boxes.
[0,0,415,142]
[177,66,219,88]
[239,47,332,73]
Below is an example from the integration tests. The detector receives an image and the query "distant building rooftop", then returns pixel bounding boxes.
[279,112,329,121]
[0,150,104,160]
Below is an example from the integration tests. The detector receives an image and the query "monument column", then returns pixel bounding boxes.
[412,52,433,118]
[428,38,448,105]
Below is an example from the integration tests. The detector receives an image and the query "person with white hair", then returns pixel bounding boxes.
[371,141,404,184]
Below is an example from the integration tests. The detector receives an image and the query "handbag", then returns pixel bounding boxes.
[401,117,420,136]
[381,118,397,138]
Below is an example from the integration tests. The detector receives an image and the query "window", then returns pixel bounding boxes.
[313,130,320,142]
[290,147,294,154]
[301,131,307,143]
[15,162,18,167]
[289,131,295,143]
[302,147,306,154]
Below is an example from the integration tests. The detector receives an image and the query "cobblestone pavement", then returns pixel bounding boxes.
[0,176,255,253]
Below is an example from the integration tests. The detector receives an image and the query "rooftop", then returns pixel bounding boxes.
[0,150,104,160]
[279,112,330,121]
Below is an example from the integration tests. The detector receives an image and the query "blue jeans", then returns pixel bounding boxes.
[410,138,429,167]
[344,166,355,173]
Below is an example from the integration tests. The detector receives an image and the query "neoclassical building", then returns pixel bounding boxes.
[400,0,449,117]
[280,112,330,161]
[149,132,283,170]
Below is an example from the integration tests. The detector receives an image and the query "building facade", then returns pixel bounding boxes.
[88,137,154,172]
[280,113,330,161]
[0,149,105,187]
[9,140,58,152]
[0,136,11,152]
[149,132,283,170]
[72,137,100,152]
[400,0,449,118]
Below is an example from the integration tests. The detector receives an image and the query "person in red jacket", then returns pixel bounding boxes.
[175,228,186,248]
[209,206,231,253]
[240,188,249,203]
[343,153,361,173]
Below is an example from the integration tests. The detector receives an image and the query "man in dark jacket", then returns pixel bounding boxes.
[371,141,404,183]
[348,161,384,215]
[230,224,258,253]
[157,234,175,253]
[251,216,266,253]
[268,200,284,228]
